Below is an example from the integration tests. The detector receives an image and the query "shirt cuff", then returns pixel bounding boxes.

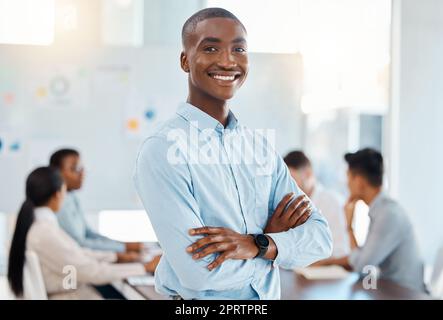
[115,242,126,253]
[266,232,289,268]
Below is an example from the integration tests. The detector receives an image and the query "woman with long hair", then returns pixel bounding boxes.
[8,167,157,299]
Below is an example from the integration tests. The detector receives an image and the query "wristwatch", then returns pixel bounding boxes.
[252,234,270,258]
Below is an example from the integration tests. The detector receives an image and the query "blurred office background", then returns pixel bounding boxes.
[0,0,442,294]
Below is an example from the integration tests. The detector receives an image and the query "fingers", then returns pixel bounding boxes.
[191,242,231,260]
[189,226,225,236]
[207,252,230,271]
[282,195,307,219]
[289,206,312,227]
[273,193,296,217]
[286,197,312,225]
[186,234,225,253]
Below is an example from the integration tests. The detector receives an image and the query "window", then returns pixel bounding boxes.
[0,0,55,45]
[98,210,158,242]
[101,0,144,47]
[206,0,301,53]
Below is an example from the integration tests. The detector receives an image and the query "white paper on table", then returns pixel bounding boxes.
[294,266,350,280]
[127,275,156,287]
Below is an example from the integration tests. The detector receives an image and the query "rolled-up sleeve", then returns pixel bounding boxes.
[134,136,253,292]
[265,154,333,269]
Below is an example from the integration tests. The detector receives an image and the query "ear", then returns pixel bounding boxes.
[54,190,62,201]
[356,174,366,190]
[180,51,190,73]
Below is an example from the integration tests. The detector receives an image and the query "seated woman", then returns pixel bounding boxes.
[8,166,159,299]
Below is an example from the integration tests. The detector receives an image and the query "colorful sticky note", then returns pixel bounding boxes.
[145,109,156,120]
[127,119,140,131]
[36,87,48,98]
[3,92,15,105]
[10,141,20,152]
[120,73,129,83]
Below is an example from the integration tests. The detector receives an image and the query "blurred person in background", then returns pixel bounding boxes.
[284,150,351,261]
[50,149,146,261]
[322,148,426,292]
[8,167,159,299]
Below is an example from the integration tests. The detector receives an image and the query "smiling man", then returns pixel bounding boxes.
[134,8,332,300]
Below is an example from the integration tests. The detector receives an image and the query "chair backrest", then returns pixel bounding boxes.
[22,250,47,300]
[428,246,443,299]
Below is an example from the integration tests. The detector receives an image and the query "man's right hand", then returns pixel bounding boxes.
[117,251,141,263]
[264,193,313,234]
[344,197,358,229]
[125,242,143,252]
[144,254,161,273]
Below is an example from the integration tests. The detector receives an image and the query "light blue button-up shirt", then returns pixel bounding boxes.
[134,102,332,299]
[57,192,125,252]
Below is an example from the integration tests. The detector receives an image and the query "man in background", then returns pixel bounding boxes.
[284,150,351,260]
[323,148,425,292]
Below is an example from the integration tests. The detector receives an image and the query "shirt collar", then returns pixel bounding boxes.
[34,206,58,225]
[176,102,239,133]
[368,191,386,218]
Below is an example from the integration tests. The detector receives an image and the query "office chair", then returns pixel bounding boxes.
[21,250,48,300]
[428,245,443,299]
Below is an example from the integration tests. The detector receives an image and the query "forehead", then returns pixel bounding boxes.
[62,154,79,166]
[190,17,247,46]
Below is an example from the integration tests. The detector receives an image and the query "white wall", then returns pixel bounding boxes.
[0,46,303,214]
[389,0,443,263]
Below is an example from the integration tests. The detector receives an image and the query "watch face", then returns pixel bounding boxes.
[256,234,269,247]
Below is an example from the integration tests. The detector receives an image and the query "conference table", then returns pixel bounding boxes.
[114,268,431,300]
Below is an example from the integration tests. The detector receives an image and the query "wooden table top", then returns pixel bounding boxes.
[279,269,430,300]
[129,268,431,300]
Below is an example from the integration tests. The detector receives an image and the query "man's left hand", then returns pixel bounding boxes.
[187,227,259,271]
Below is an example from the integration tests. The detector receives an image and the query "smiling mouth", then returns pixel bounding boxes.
[208,72,241,82]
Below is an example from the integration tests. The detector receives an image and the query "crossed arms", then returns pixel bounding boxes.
[187,192,314,270]
[135,137,332,291]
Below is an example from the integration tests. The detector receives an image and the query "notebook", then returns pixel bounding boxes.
[127,275,156,287]
[294,266,350,280]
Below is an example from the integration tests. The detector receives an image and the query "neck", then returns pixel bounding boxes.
[361,187,382,206]
[187,86,229,127]
[45,203,57,213]
[306,185,315,198]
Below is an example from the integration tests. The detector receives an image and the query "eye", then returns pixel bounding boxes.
[203,46,217,53]
[234,47,246,53]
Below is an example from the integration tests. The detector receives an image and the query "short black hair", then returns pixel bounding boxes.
[49,148,79,169]
[182,7,246,46]
[344,148,383,187]
[284,151,311,169]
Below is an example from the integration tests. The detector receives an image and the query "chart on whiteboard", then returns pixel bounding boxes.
[26,65,91,109]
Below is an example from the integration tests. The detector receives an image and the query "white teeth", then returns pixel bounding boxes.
[212,74,236,81]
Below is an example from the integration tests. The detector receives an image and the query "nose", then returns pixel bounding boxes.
[217,50,237,69]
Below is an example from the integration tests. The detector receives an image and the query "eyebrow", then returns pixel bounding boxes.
[200,37,222,44]
[199,36,247,45]
[232,37,247,44]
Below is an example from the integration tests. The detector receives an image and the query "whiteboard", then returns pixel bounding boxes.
[0,45,302,213]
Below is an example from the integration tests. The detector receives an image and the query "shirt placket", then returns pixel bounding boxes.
[218,126,249,234]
